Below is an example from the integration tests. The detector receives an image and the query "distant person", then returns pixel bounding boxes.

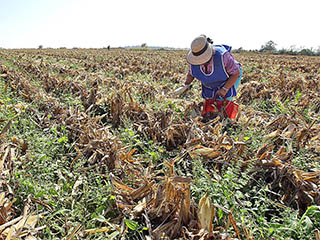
[107,45,110,51]
[175,35,242,120]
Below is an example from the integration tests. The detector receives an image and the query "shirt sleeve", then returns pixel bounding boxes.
[223,52,240,76]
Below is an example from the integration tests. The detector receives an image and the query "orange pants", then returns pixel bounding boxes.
[202,99,238,119]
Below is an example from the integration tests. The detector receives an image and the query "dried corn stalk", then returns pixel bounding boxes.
[0,132,42,239]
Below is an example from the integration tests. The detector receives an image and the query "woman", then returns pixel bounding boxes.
[184,35,242,119]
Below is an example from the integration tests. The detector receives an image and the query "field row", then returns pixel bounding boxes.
[0,49,319,239]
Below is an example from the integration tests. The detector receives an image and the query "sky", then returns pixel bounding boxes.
[0,0,319,50]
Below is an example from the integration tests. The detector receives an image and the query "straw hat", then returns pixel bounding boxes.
[186,35,213,65]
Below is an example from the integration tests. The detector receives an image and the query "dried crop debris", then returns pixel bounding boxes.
[0,125,43,239]
[0,49,320,239]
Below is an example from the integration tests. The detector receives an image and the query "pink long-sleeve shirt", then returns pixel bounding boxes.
[184,51,240,85]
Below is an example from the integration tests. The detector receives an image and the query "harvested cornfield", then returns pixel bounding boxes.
[0,48,319,239]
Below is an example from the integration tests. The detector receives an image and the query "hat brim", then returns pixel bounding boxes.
[186,45,213,65]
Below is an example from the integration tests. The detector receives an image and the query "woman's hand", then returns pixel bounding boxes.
[216,87,228,98]
[216,69,240,98]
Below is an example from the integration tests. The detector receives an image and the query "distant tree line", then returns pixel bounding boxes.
[233,40,320,56]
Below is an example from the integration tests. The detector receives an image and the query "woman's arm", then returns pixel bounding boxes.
[216,69,240,97]
[184,64,195,85]
[216,52,240,98]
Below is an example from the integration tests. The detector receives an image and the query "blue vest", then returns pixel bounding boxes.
[191,45,237,99]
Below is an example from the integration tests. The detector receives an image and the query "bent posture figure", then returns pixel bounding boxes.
[182,35,242,120]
